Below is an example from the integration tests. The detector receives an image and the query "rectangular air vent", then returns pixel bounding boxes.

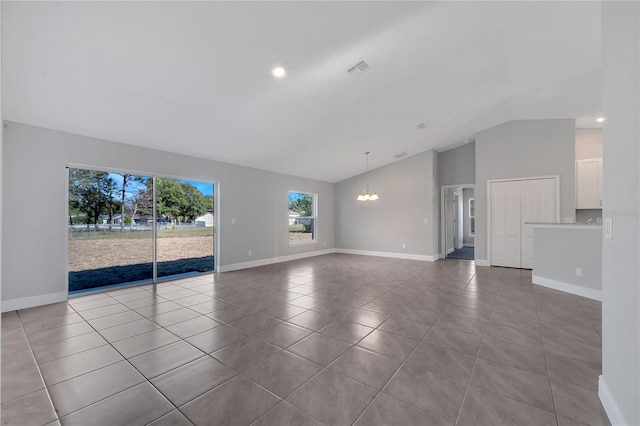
[394,152,409,159]
[347,60,371,75]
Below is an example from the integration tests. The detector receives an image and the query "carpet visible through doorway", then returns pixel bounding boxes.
[447,246,474,260]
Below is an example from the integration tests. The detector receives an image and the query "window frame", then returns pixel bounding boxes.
[288,190,317,246]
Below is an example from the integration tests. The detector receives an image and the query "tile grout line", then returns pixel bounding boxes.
[247,268,436,425]
[15,309,63,426]
[350,263,471,426]
[32,290,193,423]
[453,267,500,426]
[537,290,569,426]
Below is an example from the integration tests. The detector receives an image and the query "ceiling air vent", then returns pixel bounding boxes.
[346,60,371,75]
[394,152,409,159]
[417,123,427,129]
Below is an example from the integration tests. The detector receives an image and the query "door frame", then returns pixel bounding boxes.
[487,175,560,267]
[440,183,475,259]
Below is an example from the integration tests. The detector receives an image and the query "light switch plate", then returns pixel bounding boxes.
[605,217,613,239]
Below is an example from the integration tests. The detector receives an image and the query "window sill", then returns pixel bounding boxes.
[289,240,318,247]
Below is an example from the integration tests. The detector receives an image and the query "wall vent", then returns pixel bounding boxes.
[417,123,427,129]
[346,60,371,75]
[394,152,409,159]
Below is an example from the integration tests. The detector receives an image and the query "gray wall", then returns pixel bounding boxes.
[576,128,603,160]
[334,150,439,258]
[533,226,602,293]
[438,142,475,187]
[431,151,440,256]
[463,187,475,245]
[475,119,576,262]
[601,2,640,424]
[2,122,334,304]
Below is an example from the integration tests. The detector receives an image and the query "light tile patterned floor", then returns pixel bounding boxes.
[1,254,609,426]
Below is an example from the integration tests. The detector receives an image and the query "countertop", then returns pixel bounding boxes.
[526,222,602,229]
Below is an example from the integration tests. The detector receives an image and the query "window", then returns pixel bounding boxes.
[288,191,316,244]
[469,197,475,236]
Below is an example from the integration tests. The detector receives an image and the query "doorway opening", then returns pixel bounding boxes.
[441,185,475,261]
[67,167,216,294]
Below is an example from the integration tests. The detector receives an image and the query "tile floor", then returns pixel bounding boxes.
[1,254,609,426]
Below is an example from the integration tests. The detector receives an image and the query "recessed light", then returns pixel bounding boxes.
[272,66,286,78]
[596,117,606,123]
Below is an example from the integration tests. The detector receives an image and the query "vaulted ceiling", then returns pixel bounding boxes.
[2,1,602,182]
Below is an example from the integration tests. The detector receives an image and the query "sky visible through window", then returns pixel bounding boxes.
[108,173,213,197]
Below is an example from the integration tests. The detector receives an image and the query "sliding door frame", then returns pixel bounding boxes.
[65,163,219,295]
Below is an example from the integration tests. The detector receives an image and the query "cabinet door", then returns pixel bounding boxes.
[577,158,602,208]
[490,181,521,268]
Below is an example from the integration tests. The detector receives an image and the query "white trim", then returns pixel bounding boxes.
[2,291,67,313]
[532,275,602,301]
[447,247,455,254]
[218,249,335,272]
[599,376,627,426]
[335,248,438,262]
[474,259,490,266]
[463,243,475,247]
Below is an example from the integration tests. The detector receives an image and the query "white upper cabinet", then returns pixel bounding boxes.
[576,158,603,209]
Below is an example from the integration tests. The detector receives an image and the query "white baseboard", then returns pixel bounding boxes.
[599,376,627,425]
[463,243,475,247]
[532,275,602,301]
[447,247,455,254]
[335,248,438,262]
[218,249,336,273]
[474,259,490,266]
[2,291,68,313]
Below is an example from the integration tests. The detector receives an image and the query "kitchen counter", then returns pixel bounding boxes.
[527,222,602,229]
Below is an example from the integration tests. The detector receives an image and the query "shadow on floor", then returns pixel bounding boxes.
[68,256,214,292]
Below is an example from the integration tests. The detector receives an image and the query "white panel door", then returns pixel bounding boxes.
[490,181,521,268]
[521,178,557,269]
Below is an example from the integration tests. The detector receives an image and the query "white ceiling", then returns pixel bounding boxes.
[2,1,602,183]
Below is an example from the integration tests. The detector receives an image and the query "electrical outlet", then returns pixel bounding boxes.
[576,267,582,277]
[424,218,428,224]
[324,241,327,246]
[605,217,613,239]
[402,243,406,249]
[248,250,252,256]
[231,218,236,225]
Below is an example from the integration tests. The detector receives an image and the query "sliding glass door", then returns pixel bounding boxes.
[68,168,215,293]
[155,177,215,280]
